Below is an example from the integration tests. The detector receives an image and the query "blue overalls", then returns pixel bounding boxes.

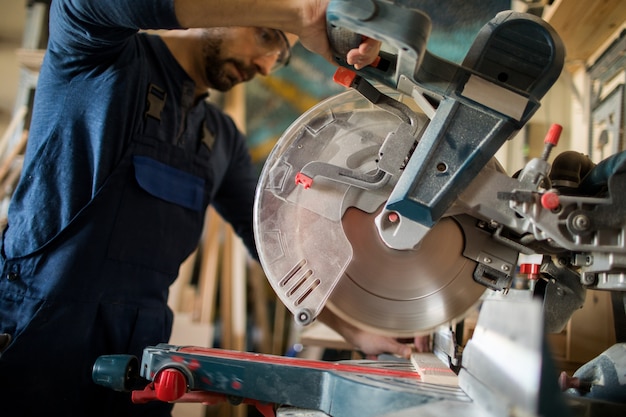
[0,0,257,415]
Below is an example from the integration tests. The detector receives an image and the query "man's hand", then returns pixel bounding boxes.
[348,332,431,360]
[318,308,431,359]
[346,37,381,70]
[560,343,626,402]
[297,0,381,67]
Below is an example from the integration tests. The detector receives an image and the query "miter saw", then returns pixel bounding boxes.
[253,0,626,410]
[93,1,626,416]
[254,0,608,338]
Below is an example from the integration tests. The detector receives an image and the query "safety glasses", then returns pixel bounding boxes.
[254,28,292,72]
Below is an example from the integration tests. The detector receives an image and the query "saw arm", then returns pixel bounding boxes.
[328,0,565,250]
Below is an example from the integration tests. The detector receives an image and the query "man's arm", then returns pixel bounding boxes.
[50,0,377,67]
[174,0,310,33]
[173,0,378,66]
[49,0,181,58]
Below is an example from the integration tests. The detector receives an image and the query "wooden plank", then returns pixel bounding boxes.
[195,208,223,324]
[1,156,23,195]
[15,48,45,72]
[249,263,272,354]
[226,224,248,353]
[568,290,616,364]
[543,0,626,69]
[214,77,249,417]
[0,129,28,185]
[299,322,354,352]
[272,301,288,355]
[220,225,234,350]
[168,249,198,313]
[410,353,458,386]
[0,106,27,160]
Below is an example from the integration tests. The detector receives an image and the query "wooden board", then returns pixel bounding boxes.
[543,0,626,69]
[410,352,458,386]
[299,321,354,352]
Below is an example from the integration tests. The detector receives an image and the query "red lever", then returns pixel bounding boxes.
[154,368,187,402]
[333,67,358,88]
[544,123,562,147]
[540,123,563,161]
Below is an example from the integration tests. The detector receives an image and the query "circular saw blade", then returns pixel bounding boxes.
[254,87,485,337]
[327,207,484,337]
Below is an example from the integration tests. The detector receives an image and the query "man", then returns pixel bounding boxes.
[0,0,422,415]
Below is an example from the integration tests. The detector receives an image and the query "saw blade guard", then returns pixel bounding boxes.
[253,87,486,336]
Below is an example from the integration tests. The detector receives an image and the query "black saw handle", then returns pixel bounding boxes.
[326,0,431,89]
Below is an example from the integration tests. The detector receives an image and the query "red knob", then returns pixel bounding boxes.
[519,263,540,275]
[544,123,562,146]
[154,368,187,402]
[541,192,560,210]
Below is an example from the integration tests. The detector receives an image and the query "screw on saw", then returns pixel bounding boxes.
[571,213,590,232]
[387,211,399,223]
[295,308,314,326]
[567,210,593,237]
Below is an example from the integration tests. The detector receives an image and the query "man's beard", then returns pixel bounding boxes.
[202,34,256,92]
